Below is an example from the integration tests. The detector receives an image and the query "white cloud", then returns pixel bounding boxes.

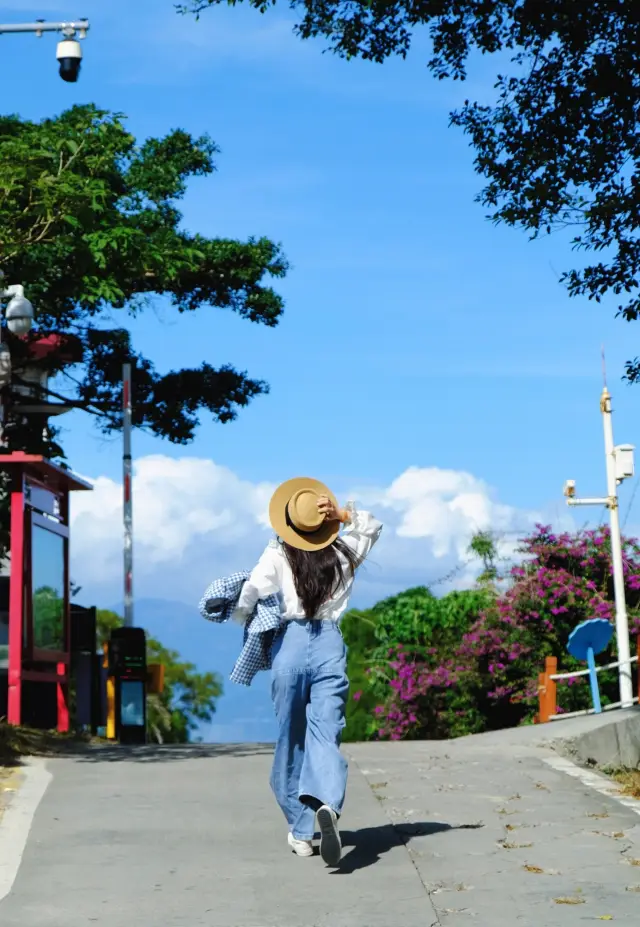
[374,466,525,556]
[69,454,546,609]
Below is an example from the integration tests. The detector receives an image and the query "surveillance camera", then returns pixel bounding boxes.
[56,39,82,83]
[563,479,576,498]
[5,293,34,335]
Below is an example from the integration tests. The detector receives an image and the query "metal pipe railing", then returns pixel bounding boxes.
[537,638,640,723]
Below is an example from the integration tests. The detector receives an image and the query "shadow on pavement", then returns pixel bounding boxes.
[333,821,485,873]
[60,743,275,763]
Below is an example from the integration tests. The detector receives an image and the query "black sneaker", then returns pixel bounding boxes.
[317,805,342,867]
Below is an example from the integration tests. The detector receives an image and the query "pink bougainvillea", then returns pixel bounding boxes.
[372,525,640,741]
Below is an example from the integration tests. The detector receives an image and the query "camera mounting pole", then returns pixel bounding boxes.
[0,19,90,37]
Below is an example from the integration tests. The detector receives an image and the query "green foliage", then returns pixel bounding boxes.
[467,530,500,585]
[96,609,222,743]
[371,585,492,661]
[184,2,640,381]
[340,608,379,742]
[341,584,490,741]
[0,104,287,461]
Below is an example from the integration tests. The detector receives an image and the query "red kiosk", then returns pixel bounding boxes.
[1,452,92,731]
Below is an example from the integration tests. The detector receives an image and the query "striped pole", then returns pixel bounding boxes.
[123,363,133,628]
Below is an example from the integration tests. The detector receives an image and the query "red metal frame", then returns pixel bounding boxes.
[1,453,91,732]
[7,471,25,729]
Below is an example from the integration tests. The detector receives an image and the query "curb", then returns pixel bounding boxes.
[0,758,51,903]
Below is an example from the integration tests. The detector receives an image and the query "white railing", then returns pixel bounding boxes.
[538,652,639,723]
[550,654,638,681]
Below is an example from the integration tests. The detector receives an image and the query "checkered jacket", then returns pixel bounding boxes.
[198,571,283,687]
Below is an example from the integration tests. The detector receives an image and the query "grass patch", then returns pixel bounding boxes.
[610,767,640,799]
[0,722,95,766]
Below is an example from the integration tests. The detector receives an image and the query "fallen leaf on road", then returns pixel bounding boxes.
[523,865,544,874]
[554,897,585,905]
[500,841,533,849]
[535,783,550,791]
[597,915,613,920]
[587,812,609,819]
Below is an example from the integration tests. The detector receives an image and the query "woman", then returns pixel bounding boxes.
[231,477,382,867]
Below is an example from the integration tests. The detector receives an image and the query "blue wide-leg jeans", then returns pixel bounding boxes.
[270,619,349,841]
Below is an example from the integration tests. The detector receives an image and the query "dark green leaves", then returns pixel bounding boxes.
[183,2,640,381]
[0,104,287,459]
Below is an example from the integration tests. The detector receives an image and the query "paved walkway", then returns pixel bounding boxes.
[1,730,640,925]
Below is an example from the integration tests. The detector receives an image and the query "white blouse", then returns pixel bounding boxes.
[231,505,382,625]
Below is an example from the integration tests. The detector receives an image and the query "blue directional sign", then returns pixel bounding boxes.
[567,618,614,714]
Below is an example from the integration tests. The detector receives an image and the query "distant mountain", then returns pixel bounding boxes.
[109,596,277,744]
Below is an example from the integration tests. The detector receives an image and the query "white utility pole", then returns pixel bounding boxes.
[564,385,635,708]
[123,363,134,629]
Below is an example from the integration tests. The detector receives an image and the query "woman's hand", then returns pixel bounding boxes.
[317,496,348,523]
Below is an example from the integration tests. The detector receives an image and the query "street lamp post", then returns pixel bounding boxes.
[564,386,636,709]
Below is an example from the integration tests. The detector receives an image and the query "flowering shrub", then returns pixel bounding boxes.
[371,526,640,741]
[341,586,489,741]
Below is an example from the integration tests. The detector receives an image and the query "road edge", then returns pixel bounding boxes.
[0,758,52,903]
[543,755,640,817]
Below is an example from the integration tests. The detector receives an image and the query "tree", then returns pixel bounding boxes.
[0,103,287,459]
[96,609,223,743]
[183,2,640,381]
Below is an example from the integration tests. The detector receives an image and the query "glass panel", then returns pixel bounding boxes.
[31,524,65,652]
[120,680,145,727]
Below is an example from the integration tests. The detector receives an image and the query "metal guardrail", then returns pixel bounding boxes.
[537,643,640,723]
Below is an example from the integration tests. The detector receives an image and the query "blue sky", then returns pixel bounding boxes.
[2,0,639,740]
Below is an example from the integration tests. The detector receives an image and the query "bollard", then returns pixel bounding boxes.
[538,656,558,723]
[103,642,116,740]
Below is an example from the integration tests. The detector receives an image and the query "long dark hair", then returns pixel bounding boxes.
[283,538,361,619]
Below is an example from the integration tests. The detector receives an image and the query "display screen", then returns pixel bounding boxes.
[120,680,145,728]
[31,524,65,652]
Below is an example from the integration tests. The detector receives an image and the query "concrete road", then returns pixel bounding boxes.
[1,731,640,926]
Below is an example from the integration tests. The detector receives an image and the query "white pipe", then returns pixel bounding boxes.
[567,497,609,507]
[0,20,90,35]
[123,363,133,629]
[602,387,634,707]
[551,654,638,681]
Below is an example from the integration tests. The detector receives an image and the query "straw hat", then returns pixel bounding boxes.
[269,477,341,551]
